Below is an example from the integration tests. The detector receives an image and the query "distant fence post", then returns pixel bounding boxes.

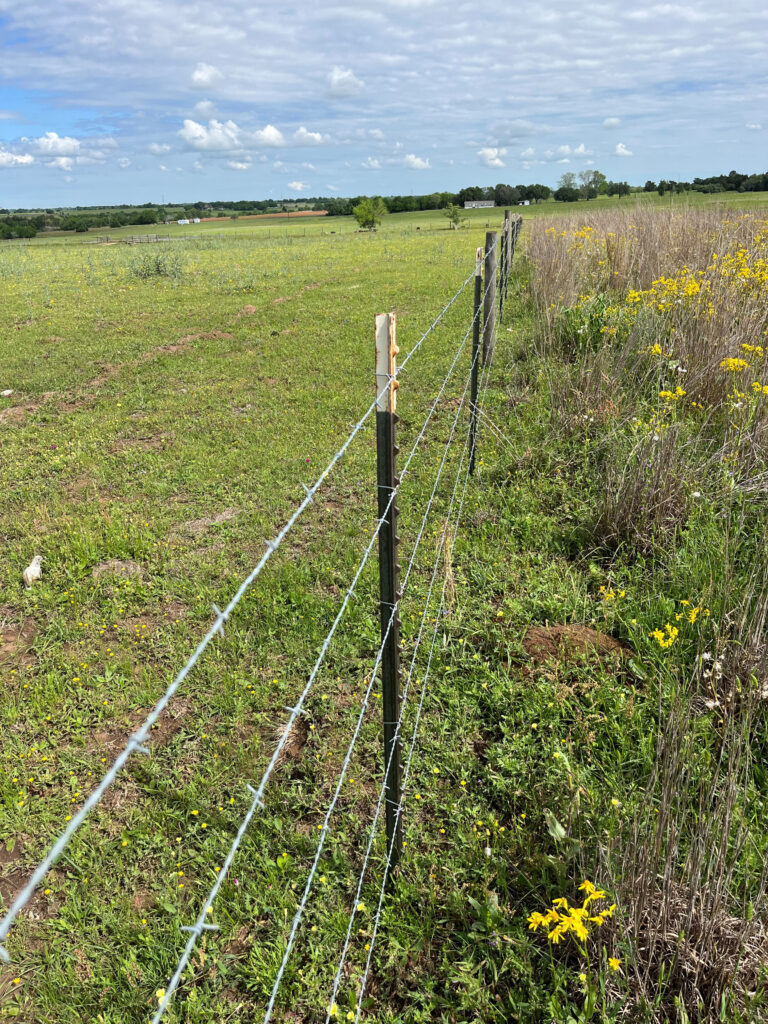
[469,246,483,476]
[499,209,511,319]
[482,231,498,366]
[375,312,403,885]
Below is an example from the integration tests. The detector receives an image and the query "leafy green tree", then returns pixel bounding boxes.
[554,186,580,202]
[353,196,387,230]
[643,180,656,192]
[557,172,577,190]
[443,203,462,229]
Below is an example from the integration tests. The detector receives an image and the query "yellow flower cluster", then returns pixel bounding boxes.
[651,601,710,647]
[659,386,686,401]
[528,881,616,946]
[751,382,768,396]
[720,358,749,371]
[599,585,626,600]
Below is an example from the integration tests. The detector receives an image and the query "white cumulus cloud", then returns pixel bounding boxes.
[478,146,506,168]
[178,118,242,151]
[148,143,170,155]
[287,180,306,191]
[0,148,34,168]
[117,157,131,168]
[520,146,535,158]
[746,123,762,130]
[227,160,251,170]
[49,156,74,170]
[191,62,223,87]
[362,156,380,169]
[615,142,633,156]
[293,126,329,145]
[603,117,621,128]
[403,153,430,170]
[33,131,80,155]
[254,124,285,146]
[327,66,364,97]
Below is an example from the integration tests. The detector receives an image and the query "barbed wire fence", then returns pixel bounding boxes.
[0,212,523,1022]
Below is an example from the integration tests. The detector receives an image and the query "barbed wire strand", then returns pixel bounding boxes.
[352,298,502,1022]
[150,289,489,1023]
[323,354,484,1023]
[0,262,481,964]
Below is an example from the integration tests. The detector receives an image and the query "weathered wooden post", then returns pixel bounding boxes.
[375,313,403,883]
[482,231,498,366]
[469,246,483,476]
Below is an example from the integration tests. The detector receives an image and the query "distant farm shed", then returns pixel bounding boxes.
[464,200,495,209]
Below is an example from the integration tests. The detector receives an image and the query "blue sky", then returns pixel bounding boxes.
[0,0,766,207]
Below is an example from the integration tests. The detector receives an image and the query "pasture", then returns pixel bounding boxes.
[2,200,768,1023]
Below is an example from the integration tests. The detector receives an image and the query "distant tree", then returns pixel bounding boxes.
[557,171,577,190]
[493,183,519,206]
[578,170,606,199]
[529,184,551,203]
[644,180,656,193]
[353,196,387,230]
[443,203,462,229]
[554,186,580,202]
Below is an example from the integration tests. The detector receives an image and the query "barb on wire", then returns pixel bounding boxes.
[0,264,479,964]
[152,294,488,1022]
[352,355,496,1023]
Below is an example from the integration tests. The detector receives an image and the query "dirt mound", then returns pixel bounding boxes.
[523,624,628,665]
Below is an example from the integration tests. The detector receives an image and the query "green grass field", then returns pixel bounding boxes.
[2,200,768,1023]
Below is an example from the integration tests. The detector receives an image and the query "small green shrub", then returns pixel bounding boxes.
[128,247,183,279]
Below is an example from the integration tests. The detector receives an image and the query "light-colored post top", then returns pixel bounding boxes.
[375,312,399,414]
[475,246,483,275]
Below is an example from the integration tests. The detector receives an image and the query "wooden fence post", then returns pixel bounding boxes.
[482,231,498,366]
[469,246,483,475]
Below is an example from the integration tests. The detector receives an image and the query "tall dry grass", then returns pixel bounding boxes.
[524,204,768,1021]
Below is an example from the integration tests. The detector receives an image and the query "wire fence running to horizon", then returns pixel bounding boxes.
[0,215,523,1022]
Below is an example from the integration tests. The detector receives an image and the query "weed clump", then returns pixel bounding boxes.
[128,247,183,279]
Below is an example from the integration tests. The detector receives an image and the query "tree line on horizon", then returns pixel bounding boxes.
[2,168,768,238]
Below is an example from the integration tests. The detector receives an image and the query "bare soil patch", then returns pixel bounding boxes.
[177,508,239,538]
[523,624,628,666]
[0,614,37,668]
[91,559,145,581]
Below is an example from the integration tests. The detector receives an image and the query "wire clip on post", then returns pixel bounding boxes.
[482,231,498,367]
[374,312,404,885]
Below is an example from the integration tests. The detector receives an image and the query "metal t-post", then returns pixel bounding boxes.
[374,312,403,884]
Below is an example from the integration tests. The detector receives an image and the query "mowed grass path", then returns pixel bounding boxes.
[1,227,534,1022]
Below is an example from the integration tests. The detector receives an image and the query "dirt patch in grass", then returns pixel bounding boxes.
[0,614,37,668]
[273,717,309,769]
[236,305,258,316]
[91,559,145,581]
[523,624,629,666]
[0,404,37,426]
[89,696,194,764]
[176,508,239,538]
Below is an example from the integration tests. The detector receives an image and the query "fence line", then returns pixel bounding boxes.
[0,216,522,1024]
[0,258,483,963]
[151,278,494,1022]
